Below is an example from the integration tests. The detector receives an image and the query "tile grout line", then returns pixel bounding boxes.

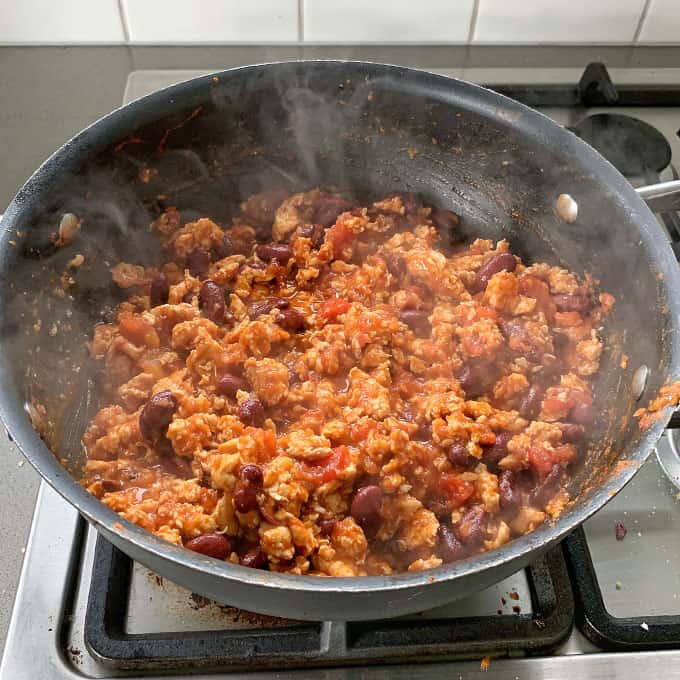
[467,0,481,43]
[633,0,654,43]
[298,0,305,42]
[117,0,132,44]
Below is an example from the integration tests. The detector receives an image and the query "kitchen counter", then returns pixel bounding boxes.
[1,44,679,652]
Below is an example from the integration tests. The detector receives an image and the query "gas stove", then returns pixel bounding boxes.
[2,63,680,680]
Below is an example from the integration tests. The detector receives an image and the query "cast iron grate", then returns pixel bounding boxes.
[84,535,574,672]
[563,527,680,650]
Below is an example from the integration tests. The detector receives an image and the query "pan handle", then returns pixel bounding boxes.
[636,179,680,212]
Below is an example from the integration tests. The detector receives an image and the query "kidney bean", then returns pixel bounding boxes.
[319,518,337,537]
[530,463,563,508]
[139,390,177,441]
[241,547,267,569]
[438,523,466,561]
[431,208,460,232]
[560,423,586,442]
[216,373,248,398]
[238,396,266,427]
[149,273,170,307]
[233,484,259,513]
[217,234,233,259]
[275,308,306,332]
[399,309,431,338]
[255,242,293,263]
[185,533,232,560]
[298,223,326,248]
[455,506,487,545]
[553,294,593,313]
[350,485,382,530]
[615,521,627,541]
[457,363,497,399]
[315,197,349,227]
[187,246,211,278]
[447,439,474,467]
[384,252,406,278]
[519,385,542,420]
[570,402,594,426]
[480,431,513,472]
[240,464,264,487]
[199,280,226,323]
[248,296,289,319]
[473,252,517,292]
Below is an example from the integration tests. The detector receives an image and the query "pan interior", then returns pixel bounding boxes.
[0,61,673,543]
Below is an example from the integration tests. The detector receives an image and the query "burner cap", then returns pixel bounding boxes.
[570,113,671,177]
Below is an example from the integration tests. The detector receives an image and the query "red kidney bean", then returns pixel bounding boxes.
[530,463,563,508]
[185,533,233,560]
[149,273,170,307]
[248,296,289,319]
[216,373,248,398]
[350,485,382,530]
[399,309,431,338]
[473,252,517,292]
[217,234,233,259]
[457,363,497,399]
[139,390,177,441]
[553,294,593,312]
[240,464,263,487]
[314,197,349,227]
[187,246,211,278]
[438,523,466,561]
[519,385,542,420]
[238,397,266,427]
[274,308,306,332]
[570,402,594,425]
[298,223,326,248]
[240,547,267,569]
[384,252,406,279]
[560,423,586,442]
[233,483,259,513]
[255,242,293,263]
[319,518,337,537]
[455,506,487,545]
[480,431,513,472]
[431,208,460,233]
[199,280,226,323]
[447,439,474,467]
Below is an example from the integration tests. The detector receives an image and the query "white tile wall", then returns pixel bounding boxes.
[0,0,125,43]
[473,0,648,43]
[638,0,680,43]
[303,0,475,43]
[0,0,678,45]
[122,0,298,43]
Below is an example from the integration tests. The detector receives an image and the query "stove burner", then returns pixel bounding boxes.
[85,536,574,673]
[570,113,671,177]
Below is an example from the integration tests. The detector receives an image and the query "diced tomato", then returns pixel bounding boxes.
[438,474,475,508]
[520,276,555,320]
[318,298,350,323]
[554,311,583,328]
[528,446,554,478]
[304,445,350,484]
[328,222,353,253]
[118,311,160,348]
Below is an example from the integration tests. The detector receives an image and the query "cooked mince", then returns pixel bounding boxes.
[82,189,614,576]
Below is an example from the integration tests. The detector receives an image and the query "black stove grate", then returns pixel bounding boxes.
[84,535,574,672]
[563,527,680,650]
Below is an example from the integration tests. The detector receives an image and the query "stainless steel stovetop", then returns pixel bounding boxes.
[2,66,680,680]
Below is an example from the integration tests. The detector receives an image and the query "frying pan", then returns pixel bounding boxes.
[1,61,679,621]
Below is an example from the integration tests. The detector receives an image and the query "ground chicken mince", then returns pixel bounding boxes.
[82,189,614,576]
